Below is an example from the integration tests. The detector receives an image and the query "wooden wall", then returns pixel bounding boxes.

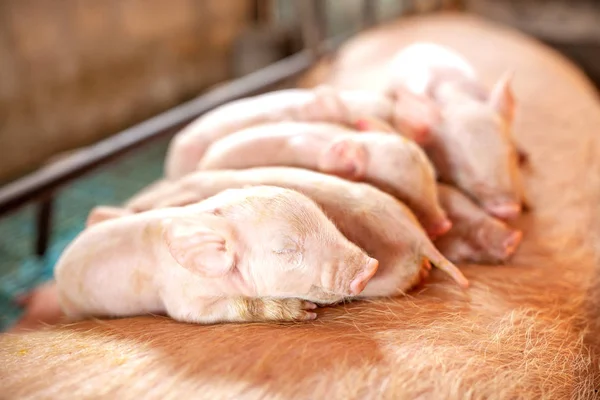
[0,0,254,182]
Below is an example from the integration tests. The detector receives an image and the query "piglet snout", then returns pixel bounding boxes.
[484,201,521,220]
[426,218,453,239]
[350,258,379,295]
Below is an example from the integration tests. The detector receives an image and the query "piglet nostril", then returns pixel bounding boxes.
[349,258,379,296]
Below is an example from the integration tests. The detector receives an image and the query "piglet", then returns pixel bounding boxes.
[126,167,469,296]
[434,183,523,264]
[55,186,379,324]
[199,121,450,237]
[165,86,429,179]
[388,42,525,220]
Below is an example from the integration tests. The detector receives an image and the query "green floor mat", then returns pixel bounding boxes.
[0,138,169,331]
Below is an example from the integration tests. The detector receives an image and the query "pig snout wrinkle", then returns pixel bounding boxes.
[350,258,379,296]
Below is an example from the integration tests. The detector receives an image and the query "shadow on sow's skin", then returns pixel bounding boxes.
[0,139,168,331]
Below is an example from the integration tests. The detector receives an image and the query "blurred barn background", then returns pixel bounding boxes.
[0,0,599,330]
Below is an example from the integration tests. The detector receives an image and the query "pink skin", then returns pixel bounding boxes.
[165,86,429,180]
[199,122,451,237]
[434,183,523,264]
[379,86,441,145]
[85,206,133,227]
[126,167,469,298]
[388,42,524,220]
[54,186,378,325]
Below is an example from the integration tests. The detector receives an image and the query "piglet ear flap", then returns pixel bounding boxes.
[162,217,235,278]
[391,87,441,145]
[86,206,133,228]
[489,71,515,122]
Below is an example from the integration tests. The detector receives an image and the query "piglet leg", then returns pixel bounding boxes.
[163,296,318,324]
[425,247,469,289]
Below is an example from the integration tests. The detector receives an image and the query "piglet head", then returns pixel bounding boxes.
[474,220,523,263]
[432,76,522,220]
[436,217,523,264]
[241,187,379,303]
[164,186,379,302]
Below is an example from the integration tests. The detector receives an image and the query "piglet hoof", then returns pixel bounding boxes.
[420,258,432,280]
[422,258,432,271]
[409,258,432,289]
[503,230,523,258]
[274,298,318,322]
[295,300,318,321]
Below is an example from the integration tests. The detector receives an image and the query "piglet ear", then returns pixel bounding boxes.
[162,217,235,278]
[489,71,515,122]
[318,136,367,180]
[86,206,132,228]
[391,87,440,145]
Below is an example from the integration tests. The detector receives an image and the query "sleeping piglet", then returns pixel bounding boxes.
[434,183,523,264]
[55,186,380,324]
[126,167,469,297]
[388,42,525,220]
[165,86,430,179]
[198,121,451,237]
